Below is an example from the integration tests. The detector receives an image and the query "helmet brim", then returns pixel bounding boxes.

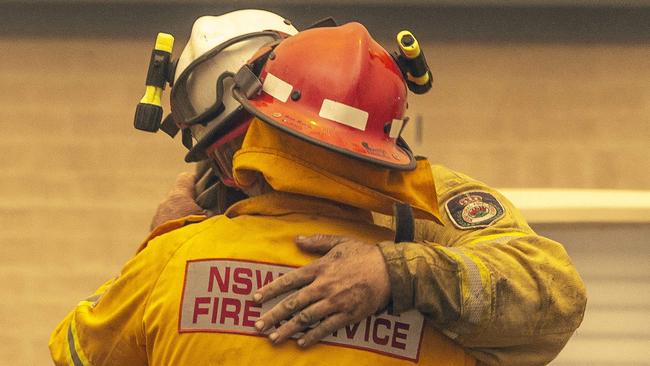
[233,88,416,171]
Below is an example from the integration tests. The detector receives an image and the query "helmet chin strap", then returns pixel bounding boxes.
[194,160,248,216]
[393,202,415,243]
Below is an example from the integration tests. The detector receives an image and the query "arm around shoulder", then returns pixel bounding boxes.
[377,166,587,365]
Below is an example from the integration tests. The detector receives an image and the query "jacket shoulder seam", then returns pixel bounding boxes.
[140,222,217,339]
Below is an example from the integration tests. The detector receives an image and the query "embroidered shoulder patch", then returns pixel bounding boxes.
[445,191,505,230]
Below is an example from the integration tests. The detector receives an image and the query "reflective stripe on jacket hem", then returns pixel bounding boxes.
[67,313,91,366]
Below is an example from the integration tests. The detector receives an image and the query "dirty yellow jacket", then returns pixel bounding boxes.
[49,192,476,366]
[232,119,587,366]
[374,166,588,366]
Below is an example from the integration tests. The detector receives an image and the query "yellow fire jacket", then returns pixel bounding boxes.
[232,119,587,366]
[51,119,586,366]
[49,192,477,366]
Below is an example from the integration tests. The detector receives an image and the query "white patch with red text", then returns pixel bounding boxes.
[179,259,425,361]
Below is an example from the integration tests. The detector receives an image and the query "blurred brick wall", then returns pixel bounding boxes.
[0,38,189,365]
[0,37,648,365]
[404,43,650,189]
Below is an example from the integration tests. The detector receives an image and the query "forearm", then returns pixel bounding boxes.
[379,235,587,366]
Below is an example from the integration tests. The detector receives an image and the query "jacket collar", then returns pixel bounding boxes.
[225,191,374,224]
[231,119,442,224]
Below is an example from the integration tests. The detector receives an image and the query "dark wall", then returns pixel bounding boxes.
[2,3,649,43]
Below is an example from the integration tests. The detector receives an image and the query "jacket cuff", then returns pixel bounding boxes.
[378,241,414,314]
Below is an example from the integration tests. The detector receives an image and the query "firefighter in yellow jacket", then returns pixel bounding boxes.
[50,10,587,366]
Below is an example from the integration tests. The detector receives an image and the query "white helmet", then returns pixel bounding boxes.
[169,9,298,162]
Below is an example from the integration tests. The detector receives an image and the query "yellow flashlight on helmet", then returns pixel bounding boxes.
[134,33,175,132]
[395,30,432,94]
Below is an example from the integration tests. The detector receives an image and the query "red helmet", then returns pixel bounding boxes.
[233,22,415,170]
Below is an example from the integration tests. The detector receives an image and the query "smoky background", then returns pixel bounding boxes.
[0,1,648,365]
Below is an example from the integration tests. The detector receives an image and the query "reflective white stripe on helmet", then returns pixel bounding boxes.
[469,232,528,246]
[262,73,293,103]
[319,99,369,131]
[389,118,404,138]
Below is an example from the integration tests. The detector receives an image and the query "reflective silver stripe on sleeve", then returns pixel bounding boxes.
[67,325,85,366]
[442,328,459,340]
[448,247,484,326]
[476,235,520,245]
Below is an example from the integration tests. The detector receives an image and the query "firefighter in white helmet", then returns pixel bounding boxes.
[50,9,586,366]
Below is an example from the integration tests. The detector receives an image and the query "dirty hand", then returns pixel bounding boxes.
[150,172,205,230]
[253,234,391,347]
